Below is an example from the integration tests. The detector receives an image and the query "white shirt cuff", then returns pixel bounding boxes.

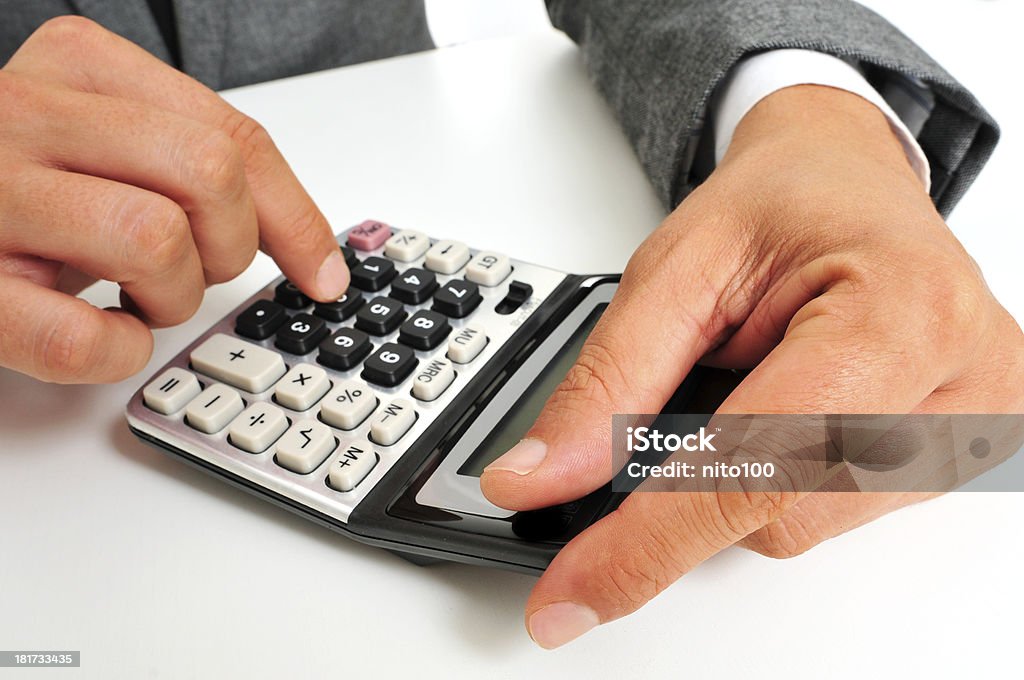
[713,48,931,192]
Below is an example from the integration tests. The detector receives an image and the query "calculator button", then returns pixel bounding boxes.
[319,379,378,429]
[447,324,488,364]
[275,419,337,474]
[313,293,364,322]
[362,343,418,387]
[369,399,417,446]
[327,442,379,492]
[274,363,331,411]
[389,267,438,304]
[384,229,430,262]
[355,297,407,336]
[495,280,533,314]
[411,357,456,402]
[274,280,312,309]
[424,239,470,274]
[348,219,391,251]
[190,334,286,393]
[275,313,330,355]
[185,383,244,434]
[432,279,482,318]
[465,251,512,287]
[340,245,359,267]
[228,403,289,453]
[398,310,451,350]
[350,256,397,292]
[143,367,201,414]
[235,299,288,340]
[318,328,373,371]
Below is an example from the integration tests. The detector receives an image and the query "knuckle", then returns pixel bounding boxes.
[221,110,275,168]
[36,303,102,381]
[31,15,103,50]
[745,518,816,560]
[278,201,328,251]
[551,337,623,411]
[187,129,246,202]
[118,195,191,276]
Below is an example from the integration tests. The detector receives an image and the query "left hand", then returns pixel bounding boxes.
[479,85,1024,648]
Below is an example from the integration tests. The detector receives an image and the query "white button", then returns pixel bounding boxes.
[411,357,455,402]
[465,251,511,286]
[319,379,378,430]
[369,398,417,446]
[143,368,201,415]
[274,363,330,411]
[383,229,430,262]
[327,442,379,492]
[228,403,289,453]
[275,419,337,474]
[185,383,244,434]
[447,324,487,364]
[424,239,470,274]
[190,333,286,393]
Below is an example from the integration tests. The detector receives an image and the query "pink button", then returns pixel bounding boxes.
[347,220,392,251]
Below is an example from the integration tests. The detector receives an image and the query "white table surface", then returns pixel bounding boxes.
[2,3,1021,678]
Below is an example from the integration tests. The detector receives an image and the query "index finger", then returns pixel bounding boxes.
[6,16,348,301]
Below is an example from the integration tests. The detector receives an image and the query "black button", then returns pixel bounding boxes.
[318,328,372,370]
[495,280,533,315]
[275,313,329,355]
[389,267,438,304]
[340,245,359,268]
[274,280,312,309]
[433,279,482,318]
[235,299,288,340]
[398,310,451,350]
[350,256,397,292]
[362,342,418,387]
[355,297,407,336]
[314,292,364,322]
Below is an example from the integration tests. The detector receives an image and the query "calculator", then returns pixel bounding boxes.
[126,220,734,573]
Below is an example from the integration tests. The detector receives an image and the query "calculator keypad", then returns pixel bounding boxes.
[128,222,567,525]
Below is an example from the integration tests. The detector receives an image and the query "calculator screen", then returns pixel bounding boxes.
[458,305,607,477]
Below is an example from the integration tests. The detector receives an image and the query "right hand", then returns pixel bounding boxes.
[0,16,348,384]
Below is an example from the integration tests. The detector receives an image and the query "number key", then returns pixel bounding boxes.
[318,328,372,370]
[314,292,364,322]
[398,310,451,350]
[433,279,482,318]
[350,256,396,292]
[274,280,312,309]
[355,296,407,335]
[389,267,438,304]
[362,343,418,387]
[275,313,329,355]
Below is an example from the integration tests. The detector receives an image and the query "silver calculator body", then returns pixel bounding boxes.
[127,221,725,573]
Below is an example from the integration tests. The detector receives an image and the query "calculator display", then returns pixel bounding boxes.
[458,305,607,477]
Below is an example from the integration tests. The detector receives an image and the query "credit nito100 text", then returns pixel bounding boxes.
[624,426,776,481]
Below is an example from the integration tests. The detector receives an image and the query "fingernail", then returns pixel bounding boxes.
[528,602,600,649]
[483,438,547,476]
[315,250,348,300]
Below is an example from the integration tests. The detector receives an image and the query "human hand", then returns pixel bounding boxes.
[0,17,347,383]
[480,84,1024,648]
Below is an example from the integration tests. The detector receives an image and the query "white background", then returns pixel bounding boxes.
[1,2,1021,679]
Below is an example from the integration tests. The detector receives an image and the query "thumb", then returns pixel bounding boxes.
[480,215,747,510]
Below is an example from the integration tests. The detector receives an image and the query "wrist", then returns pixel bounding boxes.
[722,84,924,194]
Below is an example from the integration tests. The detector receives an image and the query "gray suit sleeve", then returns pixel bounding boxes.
[546,0,998,217]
